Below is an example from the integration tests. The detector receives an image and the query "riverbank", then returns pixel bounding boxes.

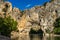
[0,35,11,40]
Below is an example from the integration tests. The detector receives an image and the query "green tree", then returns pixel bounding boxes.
[53,17,60,34]
[0,16,18,37]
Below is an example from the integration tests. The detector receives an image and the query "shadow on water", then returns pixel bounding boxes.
[54,36,60,40]
[29,28,60,40]
[29,29,43,40]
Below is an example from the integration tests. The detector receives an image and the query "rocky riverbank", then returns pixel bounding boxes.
[0,35,10,40]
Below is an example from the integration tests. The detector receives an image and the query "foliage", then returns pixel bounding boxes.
[43,2,47,6]
[53,17,60,34]
[54,28,60,34]
[0,16,17,37]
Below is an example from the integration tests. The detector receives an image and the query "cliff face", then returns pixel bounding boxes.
[0,0,60,35]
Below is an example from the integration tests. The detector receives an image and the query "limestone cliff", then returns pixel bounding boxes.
[0,0,60,35]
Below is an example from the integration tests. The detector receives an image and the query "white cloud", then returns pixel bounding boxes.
[26,4,31,7]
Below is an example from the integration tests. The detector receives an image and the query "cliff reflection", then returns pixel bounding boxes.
[12,34,60,40]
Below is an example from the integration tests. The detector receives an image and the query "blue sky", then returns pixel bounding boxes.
[8,0,50,10]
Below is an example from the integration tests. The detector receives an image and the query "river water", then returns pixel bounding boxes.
[15,34,60,40]
[29,34,60,40]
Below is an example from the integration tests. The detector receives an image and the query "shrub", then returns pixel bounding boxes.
[53,17,60,34]
[0,16,17,37]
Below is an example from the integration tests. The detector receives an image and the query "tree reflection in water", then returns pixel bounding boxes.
[17,28,60,40]
[29,28,60,40]
[17,34,60,40]
[29,34,43,40]
[54,36,60,40]
[29,35,60,40]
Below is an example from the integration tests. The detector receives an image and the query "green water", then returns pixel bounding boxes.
[54,36,60,40]
[29,34,60,40]
[12,34,60,40]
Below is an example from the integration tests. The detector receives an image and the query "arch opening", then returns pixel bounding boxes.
[29,28,43,36]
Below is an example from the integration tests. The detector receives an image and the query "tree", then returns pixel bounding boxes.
[53,17,60,34]
[0,16,18,37]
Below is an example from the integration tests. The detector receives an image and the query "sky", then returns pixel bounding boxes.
[8,0,50,10]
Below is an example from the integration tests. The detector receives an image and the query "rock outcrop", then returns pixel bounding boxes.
[0,0,60,39]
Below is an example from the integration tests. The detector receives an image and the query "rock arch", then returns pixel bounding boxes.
[29,28,44,36]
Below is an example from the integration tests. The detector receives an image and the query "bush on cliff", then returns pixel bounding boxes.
[54,17,60,34]
[0,16,17,37]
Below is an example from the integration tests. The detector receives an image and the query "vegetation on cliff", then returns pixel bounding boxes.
[0,16,17,37]
[54,17,60,34]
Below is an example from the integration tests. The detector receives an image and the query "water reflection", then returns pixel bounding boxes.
[54,36,60,40]
[16,34,60,40]
[30,34,43,40]
[30,34,60,40]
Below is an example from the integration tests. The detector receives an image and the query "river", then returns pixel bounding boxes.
[13,34,60,40]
